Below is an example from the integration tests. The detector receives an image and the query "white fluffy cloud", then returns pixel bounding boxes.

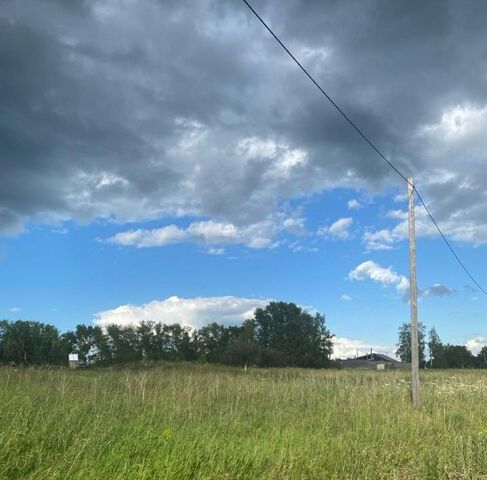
[108,225,187,248]
[319,217,353,240]
[236,137,308,178]
[332,336,395,359]
[348,260,410,301]
[348,260,403,285]
[340,294,352,301]
[420,104,487,153]
[347,199,362,210]
[93,295,271,329]
[107,219,279,250]
[466,337,487,355]
[363,208,437,250]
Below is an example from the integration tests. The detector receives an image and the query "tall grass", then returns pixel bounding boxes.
[1,363,487,479]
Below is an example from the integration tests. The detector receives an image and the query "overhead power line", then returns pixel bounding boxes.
[241,0,487,295]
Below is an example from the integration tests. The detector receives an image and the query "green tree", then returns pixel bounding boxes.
[396,322,426,364]
[167,324,198,361]
[428,327,446,368]
[69,324,99,364]
[105,325,141,364]
[0,321,5,362]
[92,326,112,365]
[478,345,487,368]
[254,302,333,367]
[0,320,65,365]
[0,320,29,364]
[240,319,257,342]
[0,301,334,369]
[136,321,157,360]
[196,322,230,363]
[443,345,475,368]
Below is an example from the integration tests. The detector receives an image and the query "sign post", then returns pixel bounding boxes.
[68,353,79,369]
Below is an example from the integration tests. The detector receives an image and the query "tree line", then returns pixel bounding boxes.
[396,323,487,368]
[0,302,334,368]
[4,307,484,369]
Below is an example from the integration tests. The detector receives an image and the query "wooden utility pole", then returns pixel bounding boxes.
[408,177,420,407]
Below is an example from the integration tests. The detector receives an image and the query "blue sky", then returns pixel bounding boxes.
[1,0,487,357]
[1,187,485,357]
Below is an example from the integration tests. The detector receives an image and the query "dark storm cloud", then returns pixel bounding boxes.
[1,0,487,241]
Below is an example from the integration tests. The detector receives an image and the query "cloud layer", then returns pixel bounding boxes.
[94,295,270,329]
[107,217,291,250]
[1,0,487,247]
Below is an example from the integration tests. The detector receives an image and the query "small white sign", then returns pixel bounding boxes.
[68,353,79,362]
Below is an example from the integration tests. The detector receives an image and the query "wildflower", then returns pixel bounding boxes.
[163,427,173,439]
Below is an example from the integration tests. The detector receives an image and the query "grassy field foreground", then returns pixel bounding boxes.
[1,364,487,479]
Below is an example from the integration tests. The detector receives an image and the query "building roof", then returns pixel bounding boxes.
[349,353,399,363]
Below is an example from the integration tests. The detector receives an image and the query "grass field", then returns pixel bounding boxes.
[1,364,487,479]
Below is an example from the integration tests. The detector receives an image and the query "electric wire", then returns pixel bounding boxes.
[241,0,487,295]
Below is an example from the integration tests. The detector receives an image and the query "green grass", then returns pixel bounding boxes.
[2,364,487,479]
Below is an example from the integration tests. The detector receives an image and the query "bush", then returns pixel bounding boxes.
[221,339,259,367]
[258,348,288,367]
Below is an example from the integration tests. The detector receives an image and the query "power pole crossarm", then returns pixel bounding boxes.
[408,177,420,407]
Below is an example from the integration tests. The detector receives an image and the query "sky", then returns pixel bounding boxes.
[1,0,487,358]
